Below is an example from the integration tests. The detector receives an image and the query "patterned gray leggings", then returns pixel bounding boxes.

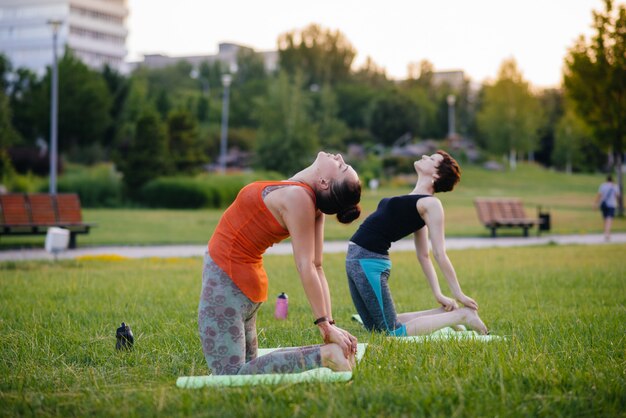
[198,253,322,375]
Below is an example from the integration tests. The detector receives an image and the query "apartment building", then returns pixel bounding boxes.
[136,42,279,74]
[0,0,128,75]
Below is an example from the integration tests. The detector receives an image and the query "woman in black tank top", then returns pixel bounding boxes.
[346,150,489,336]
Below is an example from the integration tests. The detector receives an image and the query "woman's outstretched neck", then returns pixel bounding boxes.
[411,175,434,195]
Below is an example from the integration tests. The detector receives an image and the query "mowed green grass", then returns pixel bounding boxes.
[1,163,624,248]
[0,244,624,417]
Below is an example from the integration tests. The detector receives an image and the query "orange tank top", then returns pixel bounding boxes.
[208,181,315,302]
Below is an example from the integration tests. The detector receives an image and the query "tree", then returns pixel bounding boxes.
[142,60,195,94]
[0,55,21,148]
[564,0,626,215]
[404,60,476,139]
[311,84,348,150]
[407,60,435,88]
[113,75,152,149]
[278,24,356,86]
[155,89,171,119]
[367,90,420,146]
[117,110,170,194]
[0,88,21,149]
[335,82,379,130]
[235,47,267,83]
[553,104,597,173]
[254,72,318,175]
[0,53,12,90]
[409,86,440,138]
[352,56,389,88]
[8,67,45,144]
[40,51,112,157]
[476,59,543,168]
[101,64,129,151]
[535,88,564,167]
[167,109,206,173]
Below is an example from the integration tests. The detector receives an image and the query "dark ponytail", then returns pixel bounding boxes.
[337,205,361,224]
[315,179,362,224]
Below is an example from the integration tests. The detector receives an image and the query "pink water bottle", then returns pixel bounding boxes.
[275,292,288,319]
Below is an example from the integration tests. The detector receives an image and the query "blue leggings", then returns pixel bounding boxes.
[345,243,407,336]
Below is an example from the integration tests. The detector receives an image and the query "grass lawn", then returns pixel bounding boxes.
[0,244,624,417]
[1,164,625,249]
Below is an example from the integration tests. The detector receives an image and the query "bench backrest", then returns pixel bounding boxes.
[0,193,84,226]
[0,194,31,225]
[474,198,528,223]
[28,194,57,225]
[55,194,83,224]
[474,199,494,224]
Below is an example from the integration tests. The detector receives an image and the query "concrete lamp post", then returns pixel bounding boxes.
[446,94,456,139]
[47,19,62,194]
[219,73,233,173]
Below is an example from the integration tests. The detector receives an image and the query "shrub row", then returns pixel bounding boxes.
[139,172,282,209]
[53,164,123,207]
[4,161,284,209]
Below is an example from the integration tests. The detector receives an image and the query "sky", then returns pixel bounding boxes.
[126,0,608,89]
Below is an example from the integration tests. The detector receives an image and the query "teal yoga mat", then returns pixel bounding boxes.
[177,343,368,388]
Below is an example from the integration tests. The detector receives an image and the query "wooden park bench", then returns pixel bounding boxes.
[474,198,548,238]
[0,193,95,248]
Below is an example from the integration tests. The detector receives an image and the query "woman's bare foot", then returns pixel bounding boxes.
[320,343,354,371]
[460,308,489,335]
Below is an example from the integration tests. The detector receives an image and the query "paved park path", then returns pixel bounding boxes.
[1,233,625,262]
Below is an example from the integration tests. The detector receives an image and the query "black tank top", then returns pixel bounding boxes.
[350,194,431,255]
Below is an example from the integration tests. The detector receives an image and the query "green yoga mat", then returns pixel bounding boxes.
[396,326,505,342]
[177,343,368,388]
[351,314,505,342]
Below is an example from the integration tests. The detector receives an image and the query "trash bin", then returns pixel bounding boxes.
[538,207,551,232]
[45,227,70,260]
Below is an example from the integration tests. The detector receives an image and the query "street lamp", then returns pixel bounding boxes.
[47,19,62,194]
[446,94,456,139]
[219,73,232,173]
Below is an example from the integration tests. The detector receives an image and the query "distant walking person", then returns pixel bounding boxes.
[595,175,621,241]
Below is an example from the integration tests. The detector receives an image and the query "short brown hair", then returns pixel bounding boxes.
[433,150,461,193]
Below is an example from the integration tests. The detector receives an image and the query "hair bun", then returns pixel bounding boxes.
[337,204,361,224]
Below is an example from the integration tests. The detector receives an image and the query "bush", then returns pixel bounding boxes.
[382,155,415,175]
[140,177,214,208]
[3,171,45,193]
[140,171,282,209]
[39,163,123,207]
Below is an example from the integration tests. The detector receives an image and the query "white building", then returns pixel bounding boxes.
[0,0,128,75]
[432,70,466,90]
[135,42,279,74]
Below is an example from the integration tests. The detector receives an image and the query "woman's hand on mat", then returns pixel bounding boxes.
[457,294,479,310]
[437,295,458,311]
[336,326,358,355]
[319,323,356,357]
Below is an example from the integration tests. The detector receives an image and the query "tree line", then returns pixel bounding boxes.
[0,1,623,209]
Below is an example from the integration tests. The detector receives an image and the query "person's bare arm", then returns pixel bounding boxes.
[277,187,355,355]
[594,191,602,208]
[413,227,457,311]
[313,211,333,317]
[418,197,478,310]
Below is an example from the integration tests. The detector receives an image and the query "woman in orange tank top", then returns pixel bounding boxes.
[199,152,362,375]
